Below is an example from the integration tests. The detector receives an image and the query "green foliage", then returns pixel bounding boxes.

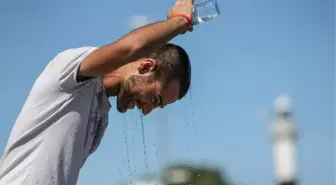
[162,164,234,185]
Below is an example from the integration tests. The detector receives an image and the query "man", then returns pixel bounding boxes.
[0,0,194,184]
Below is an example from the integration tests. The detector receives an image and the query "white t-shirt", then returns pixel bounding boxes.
[0,47,111,185]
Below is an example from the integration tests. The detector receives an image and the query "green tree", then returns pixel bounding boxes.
[161,164,234,185]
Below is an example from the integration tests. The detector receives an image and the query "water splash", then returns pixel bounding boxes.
[123,114,133,178]
[189,86,196,117]
[139,111,149,171]
[189,87,199,154]
[131,116,137,175]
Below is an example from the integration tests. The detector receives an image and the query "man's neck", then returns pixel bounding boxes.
[102,60,140,97]
[102,73,124,97]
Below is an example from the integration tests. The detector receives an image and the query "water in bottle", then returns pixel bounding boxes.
[192,0,221,25]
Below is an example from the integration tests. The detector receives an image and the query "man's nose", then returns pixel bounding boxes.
[143,109,152,116]
[142,105,153,116]
[142,104,159,115]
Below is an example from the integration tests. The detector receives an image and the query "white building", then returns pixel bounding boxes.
[128,180,164,185]
[271,95,298,185]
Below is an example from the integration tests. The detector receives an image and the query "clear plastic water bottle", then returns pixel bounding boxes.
[192,0,221,25]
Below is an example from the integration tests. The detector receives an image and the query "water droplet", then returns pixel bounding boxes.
[139,111,149,170]
[123,114,132,177]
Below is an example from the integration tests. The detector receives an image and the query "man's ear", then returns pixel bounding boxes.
[138,59,156,74]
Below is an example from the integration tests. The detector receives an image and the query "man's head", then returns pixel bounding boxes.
[116,43,191,115]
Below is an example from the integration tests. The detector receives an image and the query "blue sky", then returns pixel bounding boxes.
[0,0,334,185]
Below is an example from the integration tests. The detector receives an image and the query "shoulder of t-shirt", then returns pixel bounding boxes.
[55,46,100,93]
[62,46,99,55]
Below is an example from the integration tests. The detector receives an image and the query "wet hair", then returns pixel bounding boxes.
[148,43,191,99]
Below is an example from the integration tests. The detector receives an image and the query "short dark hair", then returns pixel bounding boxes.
[148,43,191,99]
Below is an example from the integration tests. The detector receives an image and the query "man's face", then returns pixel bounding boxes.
[116,61,181,115]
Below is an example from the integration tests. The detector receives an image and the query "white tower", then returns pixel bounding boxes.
[271,95,298,185]
[129,180,163,185]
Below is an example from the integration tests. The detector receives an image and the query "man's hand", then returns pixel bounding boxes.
[167,0,195,32]
[78,0,194,79]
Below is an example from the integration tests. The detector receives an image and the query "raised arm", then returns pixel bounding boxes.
[79,0,194,78]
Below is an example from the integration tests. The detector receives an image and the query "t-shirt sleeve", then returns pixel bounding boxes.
[50,46,98,92]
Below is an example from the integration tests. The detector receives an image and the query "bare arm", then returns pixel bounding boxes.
[79,17,189,78]
[79,0,194,78]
